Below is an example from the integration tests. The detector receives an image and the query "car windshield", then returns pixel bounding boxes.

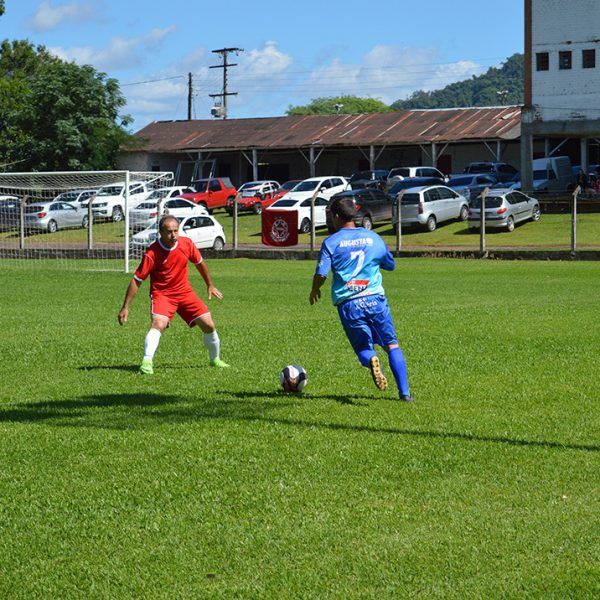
[97,185,123,196]
[350,171,372,182]
[271,199,298,207]
[533,170,549,179]
[239,182,260,190]
[389,168,410,178]
[57,192,78,200]
[470,196,503,208]
[192,179,210,190]
[146,189,170,200]
[466,164,493,173]
[0,200,19,209]
[294,180,319,192]
[137,202,157,209]
[448,177,472,186]
[400,193,420,204]
[25,205,45,213]
[282,180,300,190]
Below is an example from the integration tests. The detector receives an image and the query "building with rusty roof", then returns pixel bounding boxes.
[119,106,523,185]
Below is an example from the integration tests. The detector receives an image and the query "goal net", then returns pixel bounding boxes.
[0,170,173,272]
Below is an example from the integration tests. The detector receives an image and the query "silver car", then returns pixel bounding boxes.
[24,201,88,232]
[392,185,469,231]
[467,189,541,232]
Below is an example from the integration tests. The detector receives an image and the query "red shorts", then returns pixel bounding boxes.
[150,291,209,326]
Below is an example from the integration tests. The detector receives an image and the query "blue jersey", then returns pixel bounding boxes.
[316,227,395,305]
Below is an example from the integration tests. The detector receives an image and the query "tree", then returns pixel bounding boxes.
[391,54,524,110]
[287,95,392,116]
[0,39,132,171]
[0,2,4,17]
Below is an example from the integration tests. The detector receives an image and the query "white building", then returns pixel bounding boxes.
[521,0,600,188]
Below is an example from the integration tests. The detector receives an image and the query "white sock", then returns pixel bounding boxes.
[203,331,220,361]
[143,328,162,360]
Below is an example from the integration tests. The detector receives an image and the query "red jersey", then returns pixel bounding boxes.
[134,236,202,297]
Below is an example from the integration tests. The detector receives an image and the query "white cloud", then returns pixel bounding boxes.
[49,26,176,70]
[29,1,98,32]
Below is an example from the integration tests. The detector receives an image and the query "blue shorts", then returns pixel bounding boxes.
[337,294,398,355]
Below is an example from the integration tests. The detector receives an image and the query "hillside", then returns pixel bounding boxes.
[391,53,523,110]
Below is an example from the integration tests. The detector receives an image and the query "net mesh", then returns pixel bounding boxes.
[0,171,173,272]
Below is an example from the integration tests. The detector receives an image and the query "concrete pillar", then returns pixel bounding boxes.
[521,130,534,194]
[252,148,258,181]
[431,142,437,168]
[496,140,502,162]
[580,138,588,173]
[369,145,375,171]
[544,138,550,157]
[309,146,316,178]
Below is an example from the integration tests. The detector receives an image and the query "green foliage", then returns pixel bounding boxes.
[0,1,4,17]
[0,39,132,171]
[287,95,393,115]
[392,54,524,110]
[0,258,598,596]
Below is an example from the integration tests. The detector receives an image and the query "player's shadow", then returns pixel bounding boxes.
[221,389,372,406]
[78,364,140,373]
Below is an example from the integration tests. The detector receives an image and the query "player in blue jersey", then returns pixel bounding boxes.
[309,196,414,402]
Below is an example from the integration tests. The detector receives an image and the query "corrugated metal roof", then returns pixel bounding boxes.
[131,106,522,153]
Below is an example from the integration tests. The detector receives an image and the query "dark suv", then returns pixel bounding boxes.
[326,188,394,232]
[348,170,390,191]
[463,162,518,183]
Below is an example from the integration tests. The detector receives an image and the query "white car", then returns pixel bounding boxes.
[266,176,349,232]
[237,180,280,198]
[53,189,98,209]
[142,186,197,203]
[129,198,207,230]
[387,166,447,187]
[131,214,226,251]
[87,181,153,222]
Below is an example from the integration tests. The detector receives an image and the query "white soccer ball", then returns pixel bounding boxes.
[280,365,308,393]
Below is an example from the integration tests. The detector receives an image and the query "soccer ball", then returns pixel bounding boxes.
[280,365,308,393]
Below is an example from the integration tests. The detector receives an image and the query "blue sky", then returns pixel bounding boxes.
[2,1,524,130]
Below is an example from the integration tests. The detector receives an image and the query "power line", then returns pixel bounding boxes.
[121,75,185,87]
[208,47,244,119]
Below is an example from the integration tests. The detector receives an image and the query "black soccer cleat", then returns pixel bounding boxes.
[369,356,388,391]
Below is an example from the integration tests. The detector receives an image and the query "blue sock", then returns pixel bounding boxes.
[357,349,376,368]
[388,347,410,397]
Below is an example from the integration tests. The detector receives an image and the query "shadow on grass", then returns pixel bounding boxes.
[0,392,597,453]
[78,364,140,373]
[222,389,372,406]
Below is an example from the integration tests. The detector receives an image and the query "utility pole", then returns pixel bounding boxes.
[187,72,193,120]
[209,47,243,119]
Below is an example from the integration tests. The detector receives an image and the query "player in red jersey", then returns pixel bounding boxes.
[118,215,229,374]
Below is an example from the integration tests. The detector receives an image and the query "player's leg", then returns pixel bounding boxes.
[337,302,387,391]
[141,296,173,374]
[369,299,414,402]
[179,294,229,367]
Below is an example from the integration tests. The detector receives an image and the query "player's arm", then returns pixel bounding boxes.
[118,277,142,325]
[309,275,327,305]
[380,244,396,271]
[195,261,223,300]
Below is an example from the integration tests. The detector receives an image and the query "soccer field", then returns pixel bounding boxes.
[0,258,598,598]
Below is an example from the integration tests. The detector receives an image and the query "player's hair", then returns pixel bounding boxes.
[159,215,179,231]
[329,196,357,223]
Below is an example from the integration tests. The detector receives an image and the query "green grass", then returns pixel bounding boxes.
[0,258,599,598]
[3,210,599,250]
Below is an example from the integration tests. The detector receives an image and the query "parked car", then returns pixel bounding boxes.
[467,190,541,232]
[388,177,449,199]
[141,186,197,205]
[387,166,447,188]
[0,196,22,231]
[24,200,88,232]
[227,180,280,214]
[129,198,208,230]
[271,180,302,202]
[180,178,237,213]
[446,174,498,201]
[392,185,469,231]
[86,181,152,222]
[53,189,97,209]
[266,176,349,232]
[348,169,389,190]
[131,214,226,250]
[326,188,394,232]
[463,162,518,183]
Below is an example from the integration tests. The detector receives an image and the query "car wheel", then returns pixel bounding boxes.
[112,206,124,222]
[426,215,437,232]
[82,215,89,228]
[47,219,58,233]
[300,218,311,233]
[253,203,263,215]
[459,205,469,221]
[362,215,373,230]
[225,208,233,216]
[531,205,541,221]
[213,236,225,251]
[506,216,515,232]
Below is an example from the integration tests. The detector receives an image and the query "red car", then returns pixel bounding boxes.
[180,178,237,213]
[226,180,280,215]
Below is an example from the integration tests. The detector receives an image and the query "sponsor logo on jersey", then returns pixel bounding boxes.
[346,279,369,292]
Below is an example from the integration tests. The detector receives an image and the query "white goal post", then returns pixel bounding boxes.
[0,170,174,272]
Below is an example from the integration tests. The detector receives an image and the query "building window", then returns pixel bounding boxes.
[559,51,572,70]
[536,52,549,71]
[583,49,596,69]
[151,164,161,172]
